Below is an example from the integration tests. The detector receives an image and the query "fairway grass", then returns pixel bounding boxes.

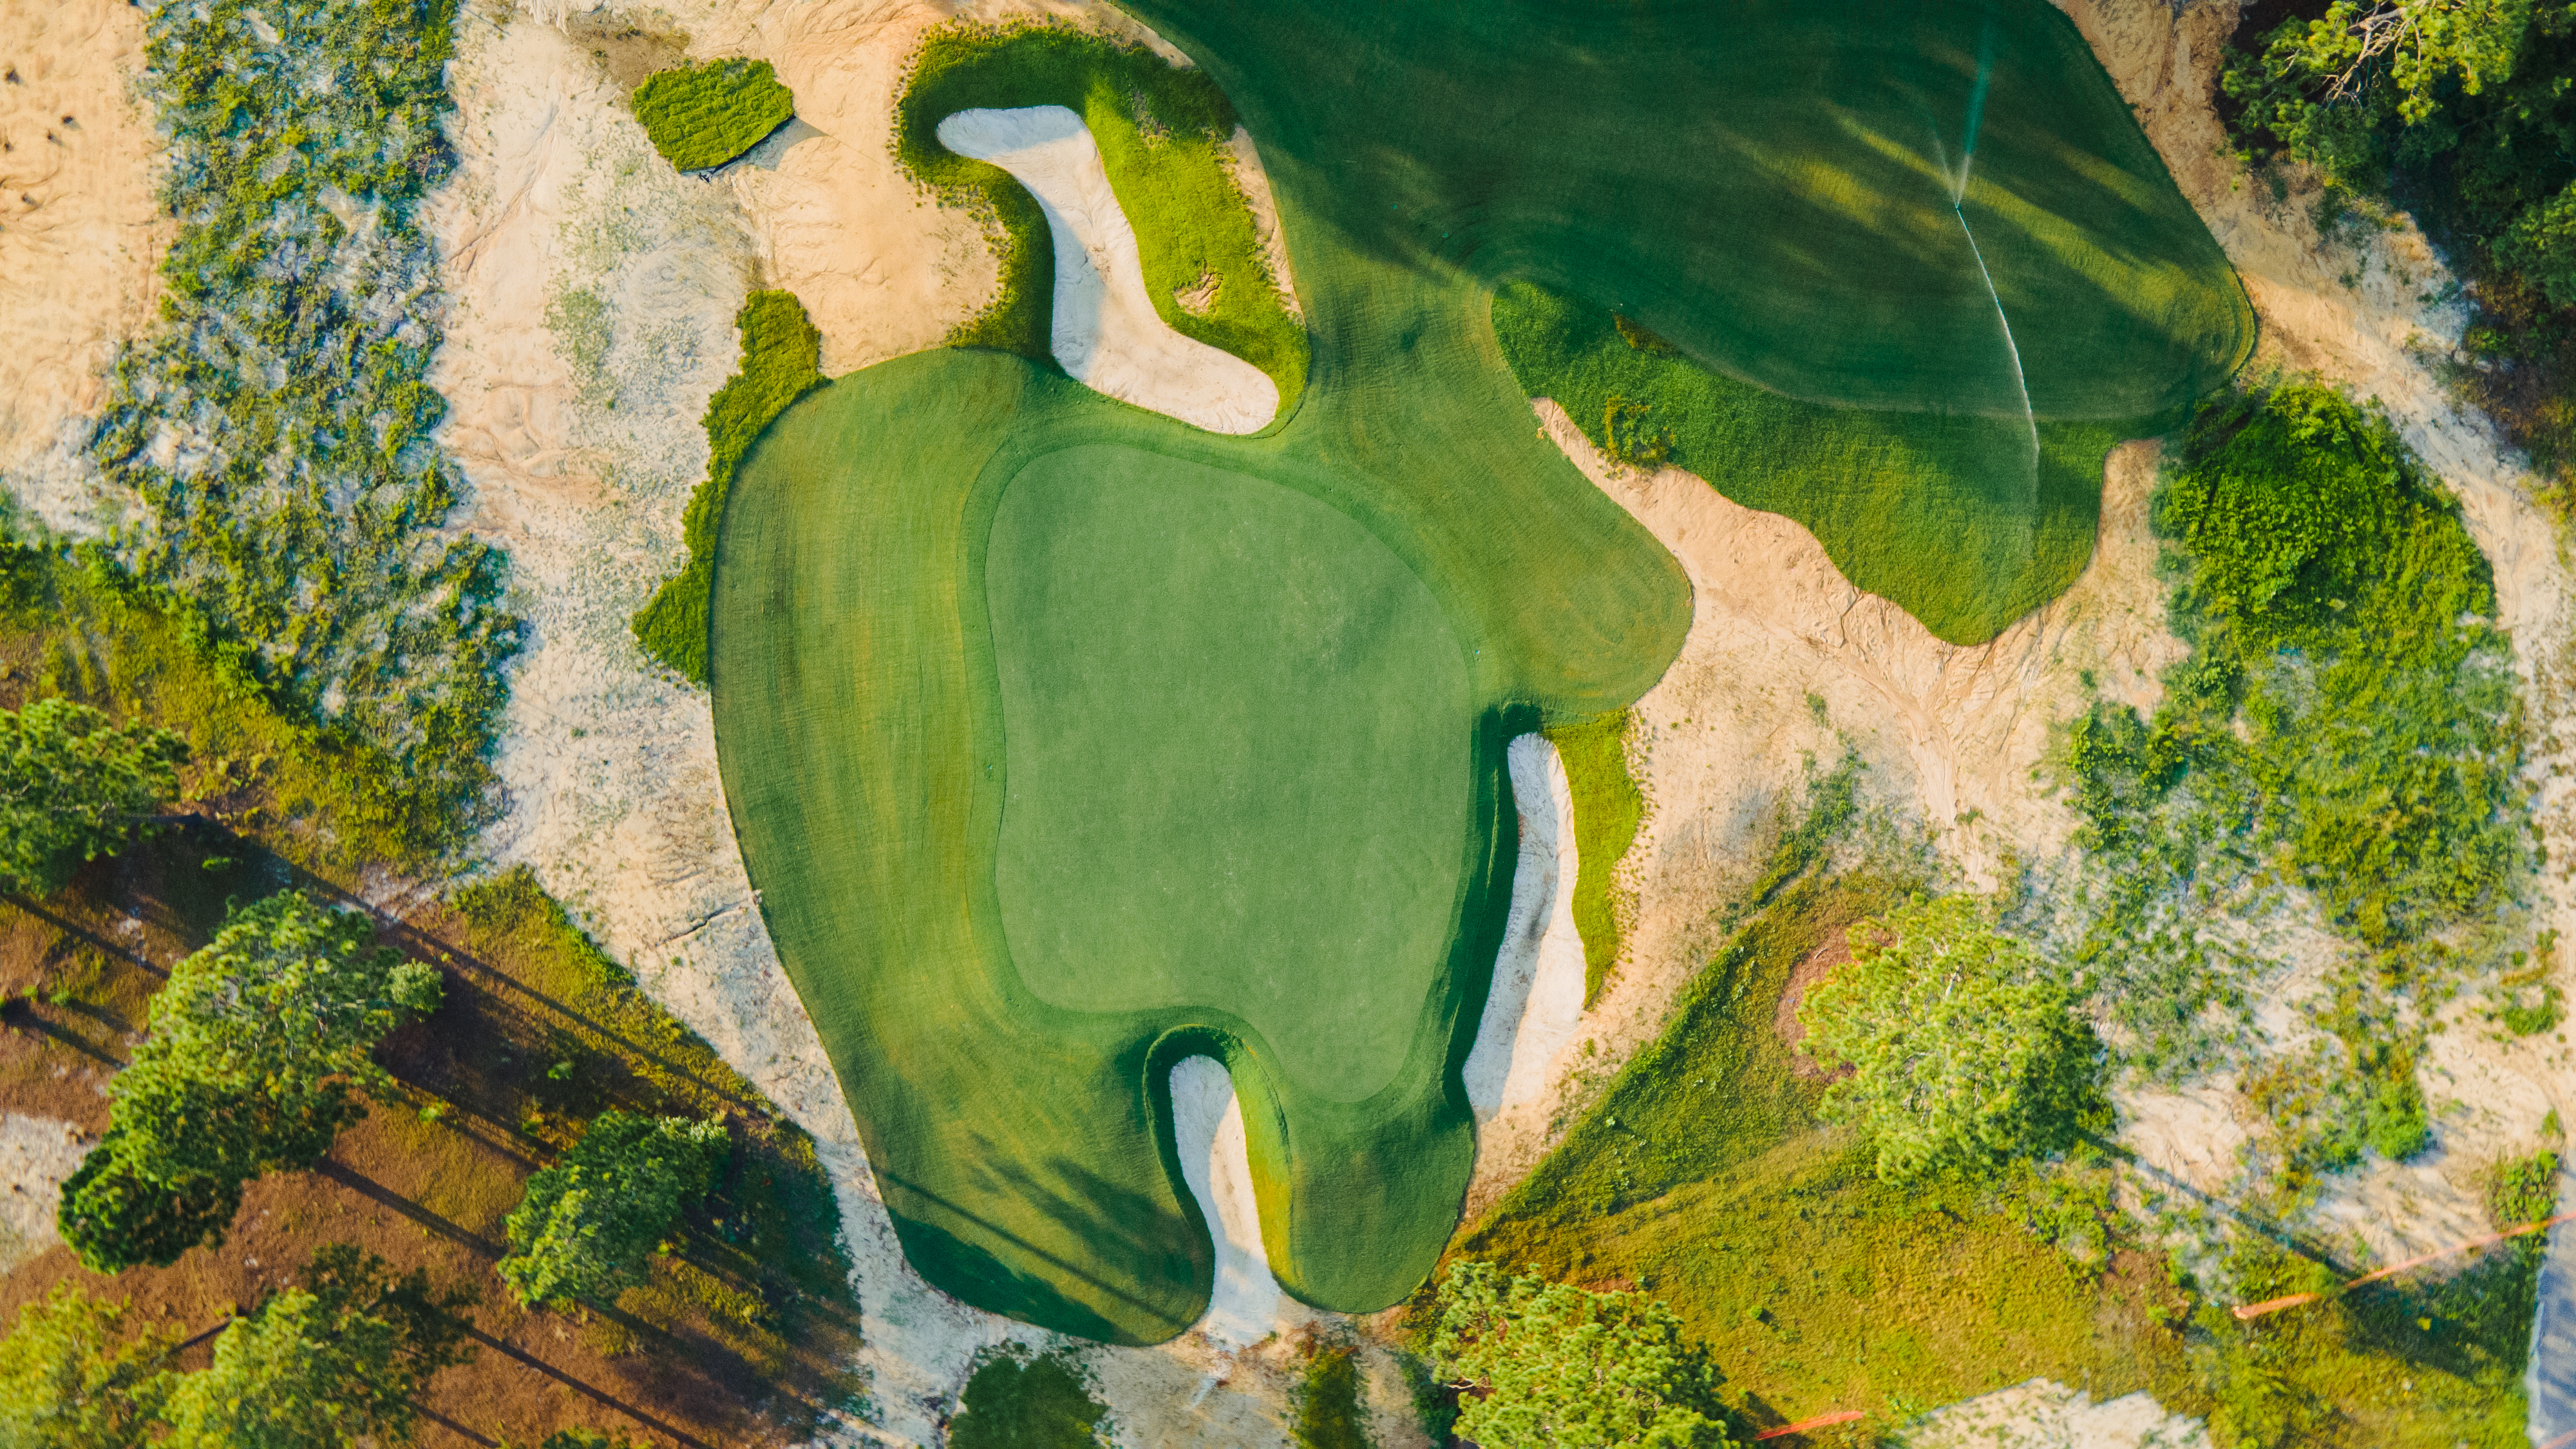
[712,0,2248,1341]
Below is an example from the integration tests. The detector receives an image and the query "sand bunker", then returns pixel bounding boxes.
[1463,735,1588,1203]
[936,106,1278,433]
[1168,1056,1283,1352]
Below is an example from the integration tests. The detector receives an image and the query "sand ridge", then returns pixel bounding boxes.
[936,105,1279,433]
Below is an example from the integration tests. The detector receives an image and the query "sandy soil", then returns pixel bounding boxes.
[0,0,167,533]
[938,105,1279,432]
[1224,126,1302,321]
[1906,1377,2215,1449]
[0,1112,85,1274]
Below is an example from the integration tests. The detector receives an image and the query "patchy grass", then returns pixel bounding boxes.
[946,1346,1110,1448]
[893,20,1307,415]
[1546,712,1642,1005]
[1454,876,2203,1437]
[1292,1338,1370,1449]
[631,58,794,173]
[632,290,824,683]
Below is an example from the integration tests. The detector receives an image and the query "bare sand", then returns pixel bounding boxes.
[0,0,167,531]
[1904,1378,2214,1449]
[1168,1055,1286,1352]
[0,1112,86,1274]
[936,105,1279,433]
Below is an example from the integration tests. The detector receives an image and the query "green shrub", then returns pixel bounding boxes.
[0,699,188,896]
[1293,1340,1371,1449]
[631,290,824,681]
[631,58,795,172]
[893,21,1307,413]
[946,1346,1110,1449]
[498,1110,731,1309]
[2490,1149,2562,1227]
[0,1286,178,1447]
[1799,895,2106,1182]
[1426,1262,1734,1449]
[60,892,441,1273]
[1546,712,1643,1004]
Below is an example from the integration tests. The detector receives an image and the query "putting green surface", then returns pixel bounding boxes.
[990,448,1472,1103]
[710,0,2249,1343]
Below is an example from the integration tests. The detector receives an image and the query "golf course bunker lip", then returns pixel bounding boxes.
[1463,734,1586,1121]
[1168,1055,1282,1350]
[936,105,1280,434]
[985,442,1473,1106]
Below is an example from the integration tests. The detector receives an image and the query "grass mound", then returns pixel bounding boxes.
[1493,283,2175,645]
[895,21,1308,416]
[630,58,794,172]
[632,290,822,682]
[1545,712,1643,1005]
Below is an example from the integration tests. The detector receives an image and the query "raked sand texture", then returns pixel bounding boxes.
[938,106,1278,433]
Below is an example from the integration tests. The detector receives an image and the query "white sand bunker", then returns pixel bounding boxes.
[1465,734,1587,1121]
[1168,1055,1283,1350]
[936,106,1279,435]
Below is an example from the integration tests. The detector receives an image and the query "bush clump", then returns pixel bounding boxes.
[60,893,441,1273]
[945,1345,1112,1449]
[631,290,825,681]
[0,699,188,896]
[631,57,795,172]
[498,1110,732,1309]
[1426,1262,1736,1448]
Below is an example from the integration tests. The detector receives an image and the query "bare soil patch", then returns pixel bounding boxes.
[1774,934,1853,1081]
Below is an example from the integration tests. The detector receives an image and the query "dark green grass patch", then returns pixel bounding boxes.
[1292,1341,1370,1449]
[894,22,1307,415]
[1456,876,2199,1430]
[1545,712,1643,1006]
[948,1347,1110,1448]
[632,290,822,682]
[631,58,794,173]
[1493,283,2178,645]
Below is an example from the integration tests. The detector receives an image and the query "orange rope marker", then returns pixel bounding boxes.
[2230,1210,2576,1320]
[1754,1409,1867,1440]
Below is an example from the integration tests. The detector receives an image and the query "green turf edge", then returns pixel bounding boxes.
[1545,710,1644,1007]
[632,290,823,682]
[892,19,1309,419]
[632,57,796,173]
[1492,281,2188,646]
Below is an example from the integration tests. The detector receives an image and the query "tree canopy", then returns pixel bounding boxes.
[1428,1262,1735,1449]
[158,1244,472,1449]
[497,1110,730,1309]
[0,698,187,897]
[1796,895,2105,1181]
[60,892,441,1273]
[0,1286,176,1449]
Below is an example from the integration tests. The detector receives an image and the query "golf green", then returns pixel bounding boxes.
[989,447,1472,1103]
[708,0,2249,1342]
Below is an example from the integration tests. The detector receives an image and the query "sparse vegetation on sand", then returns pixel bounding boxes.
[89,0,521,852]
[630,57,793,173]
[895,21,1308,415]
[1546,712,1643,1005]
[631,290,824,682]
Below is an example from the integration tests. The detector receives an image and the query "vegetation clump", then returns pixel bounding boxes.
[60,892,441,1273]
[1798,895,2107,1182]
[631,290,824,681]
[894,21,1307,413]
[1291,1336,1371,1449]
[1547,711,1645,1003]
[0,1286,178,1446]
[945,1345,1112,1448]
[498,1109,732,1310]
[0,699,188,896]
[1426,1262,1736,1448]
[630,57,795,172]
[91,0,522,851]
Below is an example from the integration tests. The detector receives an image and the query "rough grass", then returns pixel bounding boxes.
[1545,712,1643,1005]
[630,58,794,173]
[631,290,823,683]
[1453,875,2201,1436]
[893,21,1307,417]
[947,1347,1110,1449]
[1291,1341,1371,1449]
[1493,282,2178,645]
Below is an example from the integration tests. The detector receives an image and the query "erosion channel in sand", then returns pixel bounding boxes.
[936,105,1278,434]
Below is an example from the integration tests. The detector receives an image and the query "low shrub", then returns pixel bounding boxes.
[631,57,795,172]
